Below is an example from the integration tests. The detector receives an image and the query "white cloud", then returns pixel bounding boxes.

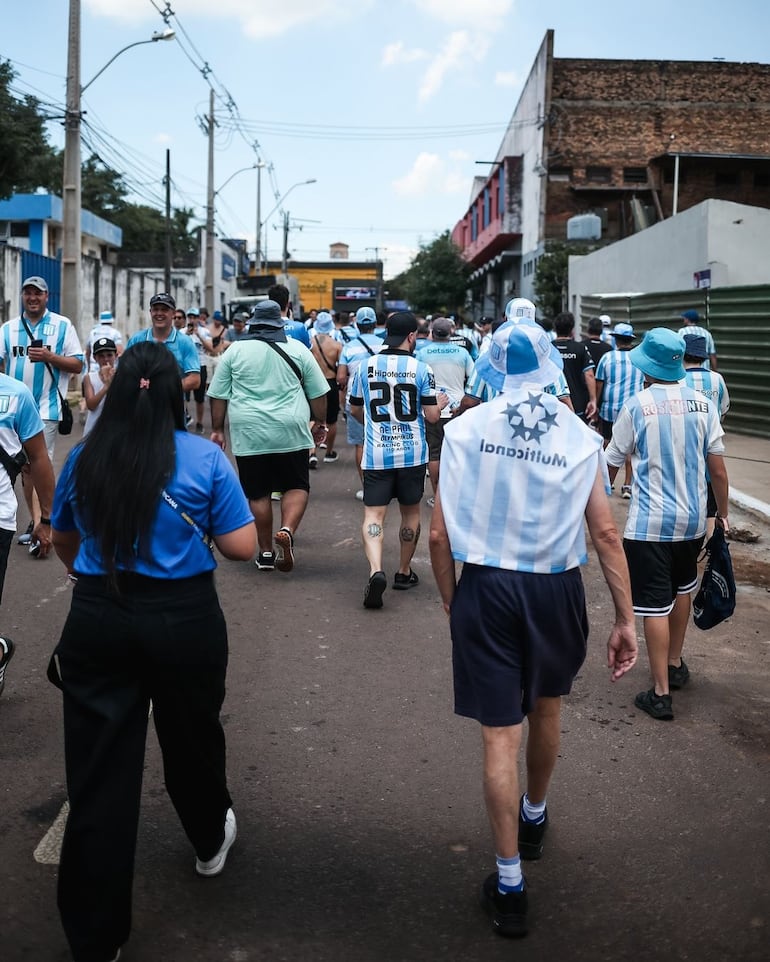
[495,70,519,87]
[84,0,370,39]
[153,132,173,145]
[383,243,419,278]
[419,30,488,102]
[449,149,471,162]
[413,0,512,31]
[381,41,429,66]
[392,152,469,197]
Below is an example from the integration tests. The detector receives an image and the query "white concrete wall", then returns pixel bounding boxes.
[568,200,770,322]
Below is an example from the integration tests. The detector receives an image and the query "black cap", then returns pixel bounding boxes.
[384,311,418,346]
[150,292,176,309]
[93,337,117,354]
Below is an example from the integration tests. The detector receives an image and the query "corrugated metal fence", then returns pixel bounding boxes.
[580,286,770,438]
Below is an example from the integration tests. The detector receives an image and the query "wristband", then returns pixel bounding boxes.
[39,517,52,525]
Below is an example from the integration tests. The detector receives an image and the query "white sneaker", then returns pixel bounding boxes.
[195,808,236,877]
[355,490,364,501]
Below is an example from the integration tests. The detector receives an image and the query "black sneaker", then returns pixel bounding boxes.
[668,659,690,690]
[363,571,387,609]
[323,451,339,463]
[0,636,15,698]
[308,455,318,470]
[635,688,674,721]
[255,552,276,571]
[518,796,548,861]
[480,873,528,938]
[393,569,419,590]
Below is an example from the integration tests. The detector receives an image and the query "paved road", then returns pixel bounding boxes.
[1,431,768,962]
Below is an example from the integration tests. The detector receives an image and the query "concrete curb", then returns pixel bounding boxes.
[729,487,770,522]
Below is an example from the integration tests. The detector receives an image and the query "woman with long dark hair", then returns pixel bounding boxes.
[49,341,255,962]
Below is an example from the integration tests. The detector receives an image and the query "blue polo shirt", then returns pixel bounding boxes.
[126,327,200,377]
[51,432,254,578]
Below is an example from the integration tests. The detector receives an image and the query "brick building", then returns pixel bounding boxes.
[451,30,770,318]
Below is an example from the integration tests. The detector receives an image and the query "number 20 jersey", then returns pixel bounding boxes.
[350,349,437,470]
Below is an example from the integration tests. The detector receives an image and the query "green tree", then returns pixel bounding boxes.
[533,242,593,318]
[0,60,59,199]
[400,231,471,315]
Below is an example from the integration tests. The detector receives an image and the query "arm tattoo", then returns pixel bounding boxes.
[367,523,383,538]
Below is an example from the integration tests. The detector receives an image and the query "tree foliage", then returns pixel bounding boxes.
[0,60,60,199]
[395,231,471,315]
[533,242,594,319]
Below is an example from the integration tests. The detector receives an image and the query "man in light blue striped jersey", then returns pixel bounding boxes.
[429,321,637,938]
[605,328,729,722]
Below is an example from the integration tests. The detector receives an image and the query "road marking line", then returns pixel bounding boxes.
[34,800,68,865]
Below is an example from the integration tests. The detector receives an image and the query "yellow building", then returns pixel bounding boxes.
[260,259,383,315]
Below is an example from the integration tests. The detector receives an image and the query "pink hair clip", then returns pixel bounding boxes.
[139,378,150,389]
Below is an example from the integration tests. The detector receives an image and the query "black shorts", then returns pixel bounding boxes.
[324,378,340,424]
[599,418,614,442]
[185,366,207,404]
[363,465,426,507]
[236,450,310,501]
[451,564,588,727]
[623,537,705,617]
[425,419,446,461]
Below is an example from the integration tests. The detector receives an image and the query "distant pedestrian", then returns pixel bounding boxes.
[605,329,729,721]
[584,316,613,369]
[308,312,343,467]
[677,309,717,370]
[126,293,200,394]
[553,312,597,422]
[84,310,124,373]
[82,337,118,436]
[429,321,636,939]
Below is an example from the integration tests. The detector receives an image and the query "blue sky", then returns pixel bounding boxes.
[3,0,767,277]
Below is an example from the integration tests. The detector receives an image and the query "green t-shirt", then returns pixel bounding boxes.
[207,338,329,455]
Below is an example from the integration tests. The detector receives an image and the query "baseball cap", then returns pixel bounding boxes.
[355,306,377,327]
[212,310,223,320]
[186,308,200,317]
[474,321,564,394]
[504,297,537,324]
[314,312,335,335]
[150,292,176,309]
[251,300,283,326]
[431,317,453,339]
[680,309,700,324]
[384,311,418,347]
[22,276,48,292]
[93,337,117,355]
[599,314,612,327]
[630,328,686,381]
[99,310,114,322]
[612,322,636,338]
[683,333,708,359]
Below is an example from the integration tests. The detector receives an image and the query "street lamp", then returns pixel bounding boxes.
[61,0,175,328]
[260,179,317,273]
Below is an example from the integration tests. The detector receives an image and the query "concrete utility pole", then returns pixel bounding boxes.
[281,211,290,274]
[204,88,215,313]
[255,158,266,274]
[62,0,82,327]
[164,149,172,292]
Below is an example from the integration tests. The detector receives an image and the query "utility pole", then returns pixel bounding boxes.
[281,211,290,274]
[254,159,266,276]
[62,0,82,326]
[164,149,172,292]
[204,88,215,313]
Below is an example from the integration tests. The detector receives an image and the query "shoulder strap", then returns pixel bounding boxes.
[161,489,212,549]
[265,340,304,385]
[314,336,336,371]
[19,315,67,405]
[355,336,375,356]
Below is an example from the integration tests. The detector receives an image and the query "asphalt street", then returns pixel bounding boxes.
[1,426,768,962]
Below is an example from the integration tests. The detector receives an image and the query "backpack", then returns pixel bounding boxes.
[693,525,736,630]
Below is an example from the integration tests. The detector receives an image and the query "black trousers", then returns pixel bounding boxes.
[50,572,231,962]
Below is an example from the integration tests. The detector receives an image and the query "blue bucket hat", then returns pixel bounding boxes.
[314,311,335,335]
[630,328,686,381]
[474,321,564,394]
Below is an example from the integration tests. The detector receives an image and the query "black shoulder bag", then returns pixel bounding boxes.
[20,316,74,435]
[0,443,28,485]
[693,525,737,630]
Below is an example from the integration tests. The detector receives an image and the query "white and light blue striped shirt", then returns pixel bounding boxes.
[0,311,84,420]
[440,390,606,573]
[350,350,436,470]
[605,383,725,542]
[684,368,730,420]
[595,350,645,422]
[338,333,383,408]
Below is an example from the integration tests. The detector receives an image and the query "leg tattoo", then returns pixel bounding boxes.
[400,524,420,544]
[367,523,383,538]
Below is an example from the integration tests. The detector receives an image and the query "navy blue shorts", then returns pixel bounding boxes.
[451,564,589,727]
